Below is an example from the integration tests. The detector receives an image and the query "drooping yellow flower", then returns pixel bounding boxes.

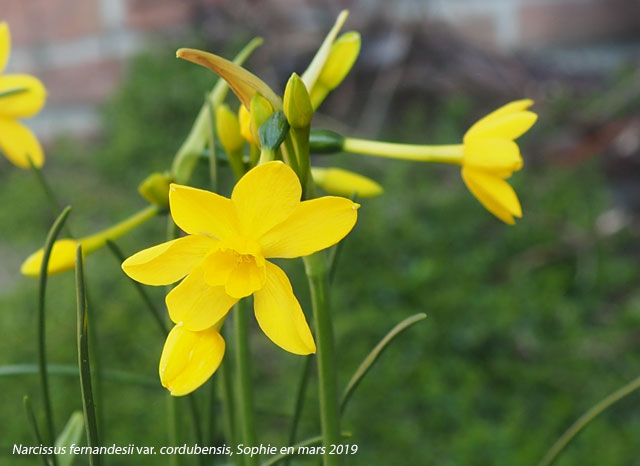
[461,99,537,224]
[340,99,537,224]
[0,22,47,168]
[122,161,359,395]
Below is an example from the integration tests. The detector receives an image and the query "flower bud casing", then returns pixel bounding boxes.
[283,73,313,128]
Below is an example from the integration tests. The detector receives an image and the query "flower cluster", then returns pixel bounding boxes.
[0,22,46,168]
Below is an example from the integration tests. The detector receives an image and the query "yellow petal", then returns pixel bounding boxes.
[463,138,522,174]
[176,48,281,110]
[21,239,78,277]
[225,259,267,299]
[231,161,301,239]
[464,111,537,142]
[0,118,44,168]
[169,184,240,239]
[253,262,316,355]
[0,22,10,74]
[311,166,383,198]
[121,235,216,286]
[238,104,255,144]
[462,168,522,224]
[0,74,46,118]
[159,325,226,396]
[167,265,237,331]
[464,99,535,140]
[260,196,358,258]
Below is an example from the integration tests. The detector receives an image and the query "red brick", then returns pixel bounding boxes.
[39,59,123,105]
[1,0,101,46]
[126,0,196,30]
[520,0,640,46]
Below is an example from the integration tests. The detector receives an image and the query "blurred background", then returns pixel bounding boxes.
[2,0,640,465]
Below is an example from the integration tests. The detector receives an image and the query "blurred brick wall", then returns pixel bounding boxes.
[2,0,638,139]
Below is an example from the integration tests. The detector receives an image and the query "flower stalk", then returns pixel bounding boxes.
[234,300,258,466]
[303,252,341,466]
[342,138,465,164]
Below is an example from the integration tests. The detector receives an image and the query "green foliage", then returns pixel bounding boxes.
[1,45,640,466]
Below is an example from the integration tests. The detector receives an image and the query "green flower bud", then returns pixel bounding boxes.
[215,104,245,154]
[138,172,173,208]
[250,93,274,146]
[283,73,313,128]
[311,31,361,109]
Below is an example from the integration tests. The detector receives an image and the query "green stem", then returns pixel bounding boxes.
[235,300,258,466]
[28,157,73,238]
[75,246,101,466]
[37,205,71,463]
[303,253,341,466]
[218,357,242,466]
[188,395,206,466]
[206,97,219,193]
[342,138,465,164]
[537,374,640,466]
[229,149,247,181]
[258,147,276,164]
[289,127,310,195]
[81,205,160,253]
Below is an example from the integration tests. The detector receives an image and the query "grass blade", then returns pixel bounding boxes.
[261,432,352,466]
[75,245,101,466]
[55,412,84,466]
[37,204,72,459]
[105,240,167,335]
[283,356,313,466]
[23,395,53,466]
[340,313,427,414]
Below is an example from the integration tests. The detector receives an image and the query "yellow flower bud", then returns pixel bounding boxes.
[215,104,245,154]
[311,31,361,109]
[238,104,254,144]
[250,93,274,146]
[311,166,383,198]
[138,172,173,208]
[283,73,313,128]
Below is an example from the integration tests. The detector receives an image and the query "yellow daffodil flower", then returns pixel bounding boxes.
[122,161,359,395]
[460,99,537,224]
[340,100,537,224]
[0,22,47,168]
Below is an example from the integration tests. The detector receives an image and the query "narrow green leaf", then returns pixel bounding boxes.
[23,396,52,466]
[75,245,101,466]
[105,240,167,335]
[55,412,84,466]
[340,313,427,414]
[38,205,72,462]
[261,432,352,466]
[0,364,157,387]
[284,356,313,466]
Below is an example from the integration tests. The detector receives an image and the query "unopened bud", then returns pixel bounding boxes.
[215,104,245,153]
[138,172,173,208]
[283,73,313,128]
[250,93,274,146]
[311,166,383,198]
